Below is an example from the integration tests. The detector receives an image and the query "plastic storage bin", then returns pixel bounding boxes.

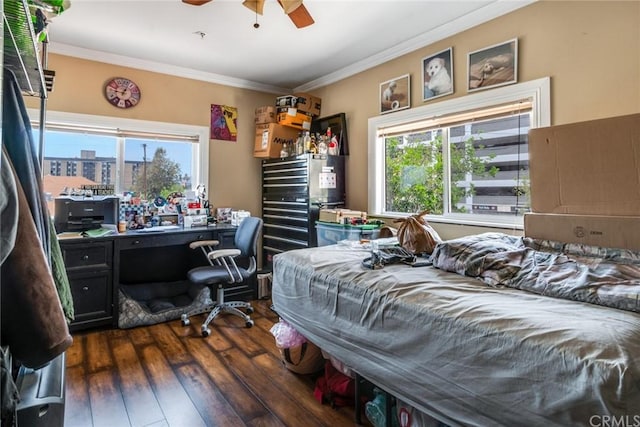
[316,222,381,246]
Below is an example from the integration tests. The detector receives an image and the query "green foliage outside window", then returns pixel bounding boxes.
[385,132,497,214]
[132,147,183,200]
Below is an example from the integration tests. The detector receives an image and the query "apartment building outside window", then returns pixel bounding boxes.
[30,110,209,217]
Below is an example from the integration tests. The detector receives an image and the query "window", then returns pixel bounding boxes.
[29,110,209,216]
[368,77,550,228]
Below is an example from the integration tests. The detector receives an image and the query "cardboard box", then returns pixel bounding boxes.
[528,113,640,216]
[319,208,367,224]
[524,213,640,251]
[293,92,322,116]
[255,105,276,124]
[253,123,299,158]
[276,107,313,130]
[275,95,297,108]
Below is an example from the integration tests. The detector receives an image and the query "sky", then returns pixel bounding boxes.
[37,130,192,173]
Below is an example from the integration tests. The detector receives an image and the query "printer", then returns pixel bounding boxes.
[54,196,119,233]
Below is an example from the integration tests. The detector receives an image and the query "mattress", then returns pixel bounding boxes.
[271,243,640,427]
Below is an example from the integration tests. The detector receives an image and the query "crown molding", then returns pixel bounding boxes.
[49,0,535,94]
[48,43,290,95]
[294,0,536,92]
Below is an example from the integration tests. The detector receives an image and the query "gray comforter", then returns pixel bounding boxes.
[271,240,640,427]
[431,232,640,314]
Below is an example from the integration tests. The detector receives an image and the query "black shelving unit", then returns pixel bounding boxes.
[261,153,345,268]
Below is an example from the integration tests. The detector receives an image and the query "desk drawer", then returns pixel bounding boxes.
[62,241,112,270]
[119,230,215,250]
[69,271,113,324]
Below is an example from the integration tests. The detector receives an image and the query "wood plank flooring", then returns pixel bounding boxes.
[64,299,370,427]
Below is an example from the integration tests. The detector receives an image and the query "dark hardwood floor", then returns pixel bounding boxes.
[64,299,370,427]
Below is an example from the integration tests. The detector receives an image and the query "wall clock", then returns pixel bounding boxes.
[104,77,141,109]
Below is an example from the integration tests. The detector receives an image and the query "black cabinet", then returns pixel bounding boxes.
[262,154,345,267]
[60,239,115,331]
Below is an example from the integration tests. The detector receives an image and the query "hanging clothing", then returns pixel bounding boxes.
[1,68,74,321]
[2,68,50,258]
[0,149,18,265]
[0,159,72,368]
[0,69,72,369]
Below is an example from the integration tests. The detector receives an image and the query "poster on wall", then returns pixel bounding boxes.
[210,104,238,142]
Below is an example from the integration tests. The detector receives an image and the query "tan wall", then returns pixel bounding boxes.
[314,0,639,238]
[25,56,274,219]
[28,1,639,240]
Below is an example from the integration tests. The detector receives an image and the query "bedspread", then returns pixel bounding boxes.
[431,232,640,313]
[271,242,640,427]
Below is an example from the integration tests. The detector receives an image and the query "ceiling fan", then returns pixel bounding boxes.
[181,0,314,29]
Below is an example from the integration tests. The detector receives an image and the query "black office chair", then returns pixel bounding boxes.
[181,216,263,337]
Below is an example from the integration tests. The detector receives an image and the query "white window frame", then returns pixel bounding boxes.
[28,109,209,194]
[368,77,551,229]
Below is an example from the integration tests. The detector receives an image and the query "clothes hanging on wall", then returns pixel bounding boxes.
[1,69,74,321]
[0,151,18,265]
[0,69,73,369]
[2,69,51,258]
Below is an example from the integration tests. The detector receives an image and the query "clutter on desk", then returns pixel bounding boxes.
[117,186,207,230]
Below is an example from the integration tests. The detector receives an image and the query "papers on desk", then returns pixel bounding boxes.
[134,225,181,233]
[56,225,117,239]
[82,227,116,238]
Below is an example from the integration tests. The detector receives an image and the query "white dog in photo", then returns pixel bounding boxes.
[382,80,397,102]
[425,57,452,96]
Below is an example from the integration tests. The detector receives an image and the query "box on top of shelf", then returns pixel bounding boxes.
[293,92,322,117]
[276,107,313,130]
[253,123,299,158]
[255,106,277,124]
[275,95,297,108]
[316,221,381,246]
[319,208,367,224]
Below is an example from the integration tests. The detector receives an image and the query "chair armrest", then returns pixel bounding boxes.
[189,240,219,250]
[207,248,241,260]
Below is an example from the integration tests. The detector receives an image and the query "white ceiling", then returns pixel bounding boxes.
[47,0,534,94]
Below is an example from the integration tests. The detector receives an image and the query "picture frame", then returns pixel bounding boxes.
[380,74,410,114]
[467,38,518,92]
[422,47,454,101]
[210,104,238,142]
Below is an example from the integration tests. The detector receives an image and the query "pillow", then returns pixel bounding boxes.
[431,232,523,277]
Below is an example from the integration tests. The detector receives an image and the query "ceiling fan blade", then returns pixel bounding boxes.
[242,0,265,15]
[182,0,212,5]
[279,0,303,14]
[277,0,314,28]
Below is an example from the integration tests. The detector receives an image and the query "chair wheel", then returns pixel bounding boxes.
[201,327,211,337]
[181,318,190,326]
[246,307,254,314]
[245,320,254,328]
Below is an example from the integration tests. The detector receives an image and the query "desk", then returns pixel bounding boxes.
[59,224,244,331]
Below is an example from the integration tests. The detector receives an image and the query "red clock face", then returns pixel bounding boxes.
[105,77,141,109]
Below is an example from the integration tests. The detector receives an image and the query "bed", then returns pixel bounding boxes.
[271,233,640,427]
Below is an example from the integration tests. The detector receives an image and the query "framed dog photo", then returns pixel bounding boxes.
[380,74,410,114]
[422,47,454,101]
[468,38,518,92]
